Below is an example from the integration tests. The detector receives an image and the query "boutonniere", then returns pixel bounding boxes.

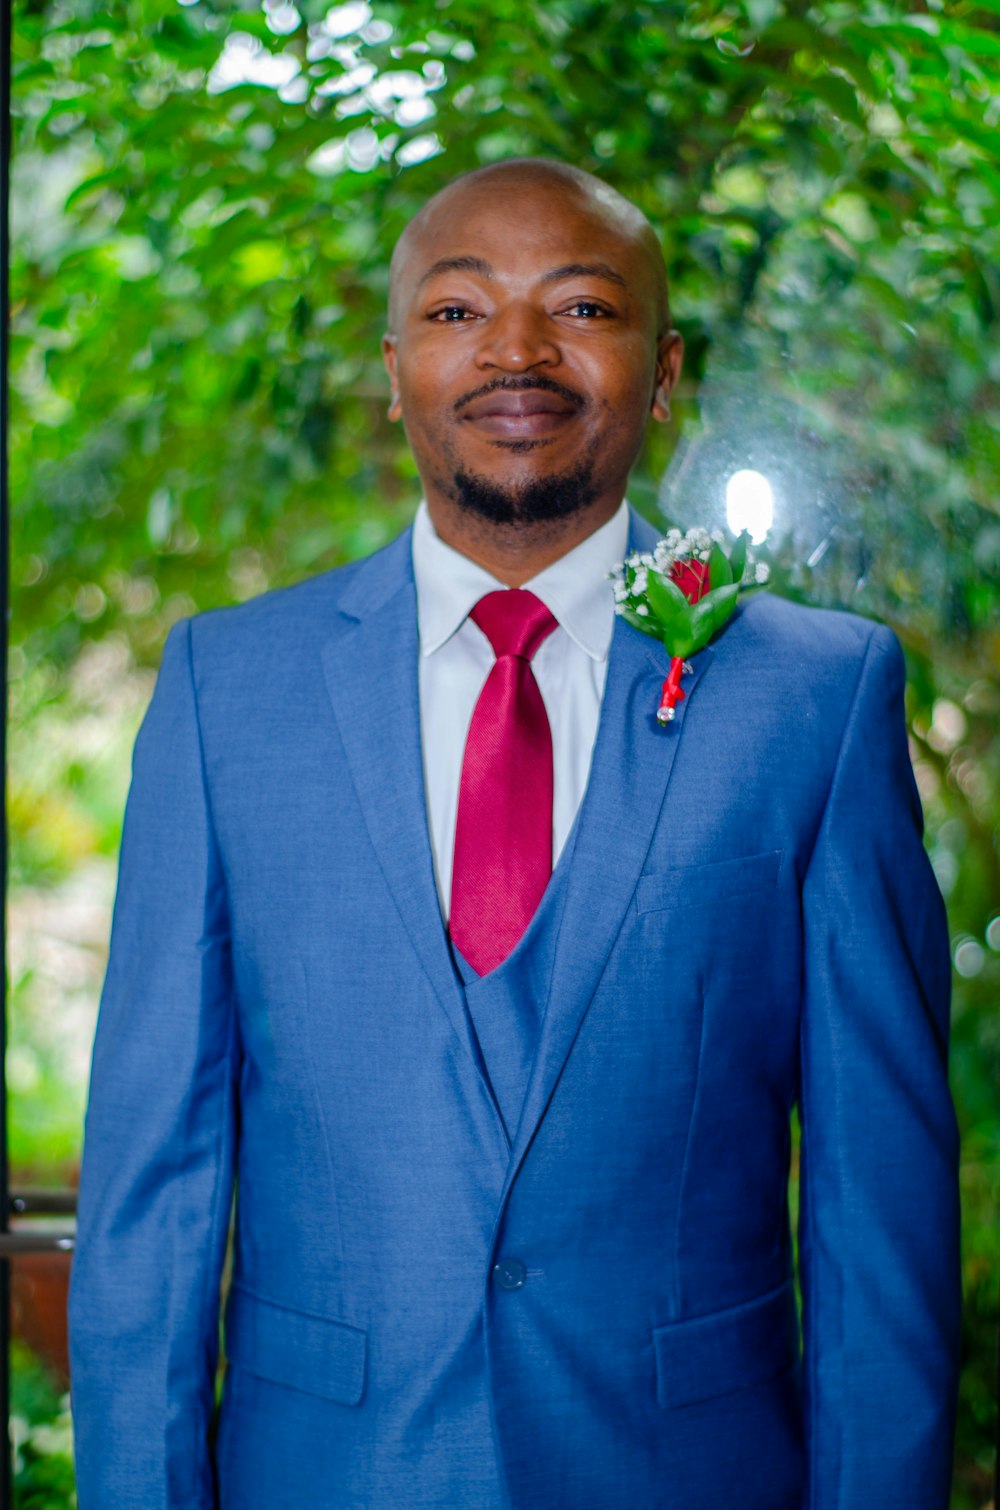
[609,527,769,724]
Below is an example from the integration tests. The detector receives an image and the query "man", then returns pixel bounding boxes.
[69,159,960,1509]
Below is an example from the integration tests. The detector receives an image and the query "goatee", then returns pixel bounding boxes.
[451,459,599,527]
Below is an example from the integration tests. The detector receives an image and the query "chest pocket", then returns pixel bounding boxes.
[636,850,783,916]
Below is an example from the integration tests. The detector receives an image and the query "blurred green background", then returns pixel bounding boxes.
[7,0,999,1503]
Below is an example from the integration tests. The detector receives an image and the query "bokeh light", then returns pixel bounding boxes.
[725,469,774,543]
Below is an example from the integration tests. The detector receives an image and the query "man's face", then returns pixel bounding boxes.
[383,175,682,528]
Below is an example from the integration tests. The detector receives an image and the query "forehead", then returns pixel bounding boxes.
[400,176,653,290]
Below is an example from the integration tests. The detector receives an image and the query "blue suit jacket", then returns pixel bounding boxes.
[69,512,960,1509]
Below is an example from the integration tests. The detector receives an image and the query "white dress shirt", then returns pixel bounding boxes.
[411,498,630,919]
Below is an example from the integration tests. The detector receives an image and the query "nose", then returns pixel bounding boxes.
[475,301,561,373]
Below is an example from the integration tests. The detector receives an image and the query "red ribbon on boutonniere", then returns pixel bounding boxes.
[609,528,768,725]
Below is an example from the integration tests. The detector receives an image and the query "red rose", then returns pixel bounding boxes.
[670,557,710,603]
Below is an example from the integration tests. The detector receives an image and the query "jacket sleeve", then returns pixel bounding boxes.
[69,619,238,1510]
[798,624,961,1508]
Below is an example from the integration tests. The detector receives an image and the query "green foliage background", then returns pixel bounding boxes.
[8,0,999,1503]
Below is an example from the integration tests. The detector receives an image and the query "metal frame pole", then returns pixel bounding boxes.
[0,0,12,1499]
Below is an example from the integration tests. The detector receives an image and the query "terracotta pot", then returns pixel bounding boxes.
[11,1251,72,1388]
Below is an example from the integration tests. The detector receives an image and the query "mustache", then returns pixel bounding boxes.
[453,375,587,415]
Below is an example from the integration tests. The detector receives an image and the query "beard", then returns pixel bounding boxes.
[450,453,600,527]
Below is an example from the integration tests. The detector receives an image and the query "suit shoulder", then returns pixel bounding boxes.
[730,589,897,672]
[714,592,905,730]
[175,528,412,664]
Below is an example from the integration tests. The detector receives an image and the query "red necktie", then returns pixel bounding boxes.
[450,590,559,976]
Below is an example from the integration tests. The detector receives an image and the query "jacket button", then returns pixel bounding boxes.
[492,1257,527,1291]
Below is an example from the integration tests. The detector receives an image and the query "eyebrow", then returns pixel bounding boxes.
[540,262,628,290]
[418,256,492,286]
[418,256,628,290]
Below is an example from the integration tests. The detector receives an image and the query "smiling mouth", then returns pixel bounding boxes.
[457,382,583,441]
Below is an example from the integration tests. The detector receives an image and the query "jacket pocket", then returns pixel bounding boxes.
[636,850,783,916]
[224,1282,367,1405]
[653,1279,798,1409]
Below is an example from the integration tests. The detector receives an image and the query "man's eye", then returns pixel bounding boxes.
[431,306,473,322]
[564,301,610,318]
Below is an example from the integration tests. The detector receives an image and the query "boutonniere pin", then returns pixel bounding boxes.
[609,528,768,724]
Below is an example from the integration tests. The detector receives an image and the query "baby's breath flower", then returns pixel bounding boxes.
[681,526,713,563]
[611,526,768,728]
[755,561,770,584]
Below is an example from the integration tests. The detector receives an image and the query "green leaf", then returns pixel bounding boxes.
[618,605,663,640]
[729,532,749,585]
[65,168,128,212]
[688,583,740,648]
[646,569,690,625]
[708,541,733,589]
[706,583,741,637]
[809,75,866,128]
[663,626,698,660]
[686,601,718,653]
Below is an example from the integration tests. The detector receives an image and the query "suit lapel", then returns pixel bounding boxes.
[319,532,486,1081]
[503,512,714,1191]
[319,512,713,1176]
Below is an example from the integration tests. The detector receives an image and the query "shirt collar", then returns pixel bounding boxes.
[411,499,630,662]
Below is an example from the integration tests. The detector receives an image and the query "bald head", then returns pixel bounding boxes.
[388,157,670,335]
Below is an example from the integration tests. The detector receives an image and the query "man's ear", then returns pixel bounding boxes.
[381,334,402,421]
[650,330,684,423]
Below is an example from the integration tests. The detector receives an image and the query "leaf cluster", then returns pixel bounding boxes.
[618,536,747,658]
[8,0,1000,671]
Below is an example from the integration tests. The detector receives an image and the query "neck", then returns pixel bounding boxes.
[424,495,624,587]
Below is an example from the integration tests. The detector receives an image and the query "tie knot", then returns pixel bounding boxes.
[471,590,558,662]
